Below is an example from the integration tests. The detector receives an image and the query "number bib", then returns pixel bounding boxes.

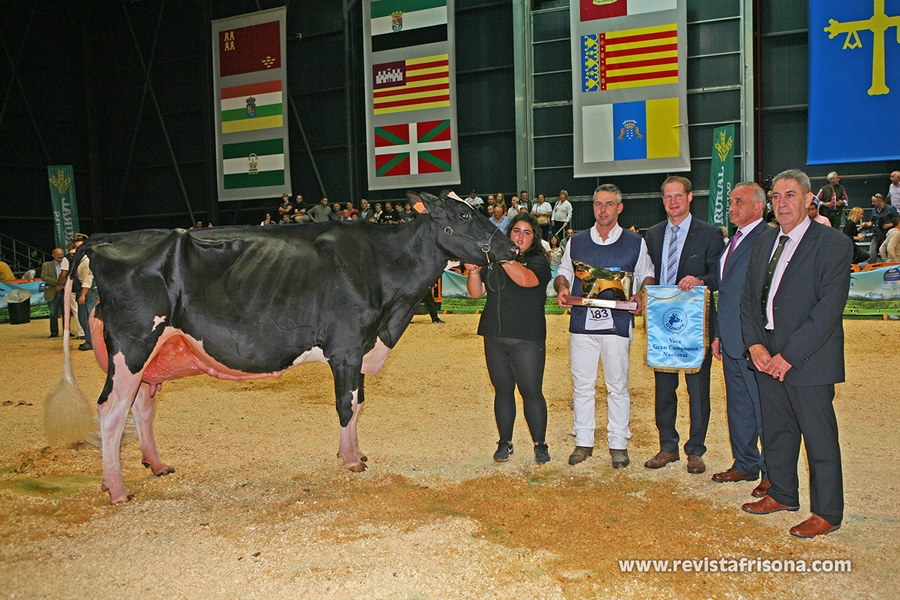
[584,306,614,331]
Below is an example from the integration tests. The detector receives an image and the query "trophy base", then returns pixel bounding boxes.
[568,297,637,311]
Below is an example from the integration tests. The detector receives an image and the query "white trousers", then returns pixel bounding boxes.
[70,292,84,337]
[570,331,633,449]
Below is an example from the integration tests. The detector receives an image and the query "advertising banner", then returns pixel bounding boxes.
[47,166,81,250]
[707,125,735,229]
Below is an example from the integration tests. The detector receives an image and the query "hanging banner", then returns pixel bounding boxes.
[707,124,735,228]
[571,0,690,178]
[47,165,81,250]
[808,1,900,164]
[644,285,709,373]
[212,8,291,201]
[363,0,460,191]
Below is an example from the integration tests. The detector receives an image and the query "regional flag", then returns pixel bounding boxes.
[371,0,448,53]
[808,0,900,164]
[580,0,677,22]
[374,119,452,178]
[582,98,680,162]
[222,138,285,189]
[582,23,678,92]
[373,54,450,115]
[220,80,283,134]
[219,20,281,77]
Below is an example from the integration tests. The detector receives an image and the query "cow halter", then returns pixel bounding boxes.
[442,223,505,262]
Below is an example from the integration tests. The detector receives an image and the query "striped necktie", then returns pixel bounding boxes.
[761,235,790,317]
[665,225,680,285]
[723,230,743,271]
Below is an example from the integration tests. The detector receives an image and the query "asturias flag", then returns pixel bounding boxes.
[374,119,452,177]
[219,20,281,77]
[220,80,283,134]
[222,138,285,189]
[371,0,448,53]
[373,54,450,115]
[582,98,680,162]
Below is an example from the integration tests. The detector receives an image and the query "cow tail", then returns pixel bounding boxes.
[43,268,101,447]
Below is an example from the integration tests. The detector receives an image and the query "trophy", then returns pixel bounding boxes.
[566,260,638,311]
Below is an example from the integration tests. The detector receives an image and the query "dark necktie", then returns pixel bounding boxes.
[761,235,790,317]
[723,230,743,272]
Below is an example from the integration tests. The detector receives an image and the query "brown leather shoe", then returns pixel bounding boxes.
[644,451,679,469]
[712,468,756,483]
[686,454,706,474]
[741,495,800,515]
[568,446,593,465]
[751,480,771,498]
[790,514,841,538]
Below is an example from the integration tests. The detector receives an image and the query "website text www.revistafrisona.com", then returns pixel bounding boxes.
[618,557,852,574]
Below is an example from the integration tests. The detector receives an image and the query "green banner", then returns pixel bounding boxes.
[47,165,81,249]
[708,125,735,229]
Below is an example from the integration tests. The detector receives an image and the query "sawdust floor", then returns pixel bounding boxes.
[0,316,897,599]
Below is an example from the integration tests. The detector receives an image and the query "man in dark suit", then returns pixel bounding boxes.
[739,169,851,538]
[644,176,725,474]
[710,183,769,496]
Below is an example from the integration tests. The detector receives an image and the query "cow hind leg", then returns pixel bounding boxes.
[98,369,144,504]
[336,375,367,463]
[331,361,366,472]
[132,382,175,477]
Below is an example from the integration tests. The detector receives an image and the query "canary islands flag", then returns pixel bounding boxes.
[808,0,900,163]
[582,98,680,163]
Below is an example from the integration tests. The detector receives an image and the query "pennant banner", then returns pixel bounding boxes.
[708,125,735,228]
[808,0,900,164]
[212,8,291,201]
[644,285,709,373]
[571,0,690,178]
[47,165,81,250]
[364,0,460,191]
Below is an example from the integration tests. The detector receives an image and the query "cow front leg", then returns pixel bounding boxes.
[331,361,366,472]
[132,382,175,477]
[336,374,367,463]
[98,369,143,504]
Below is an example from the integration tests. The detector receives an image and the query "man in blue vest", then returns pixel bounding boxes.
[555,184,655,468]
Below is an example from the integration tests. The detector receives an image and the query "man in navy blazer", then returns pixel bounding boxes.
[711,183,769,496]
[644,176,725,475]
[739,169,852,538]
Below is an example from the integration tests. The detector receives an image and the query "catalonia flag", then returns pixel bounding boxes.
[808,0,900,163]
[583,98,680,163]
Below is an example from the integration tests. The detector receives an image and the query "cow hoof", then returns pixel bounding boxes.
[142,462,176,477]
[344,462,367,473]
[109,492,134,504]
[336,452,368,462]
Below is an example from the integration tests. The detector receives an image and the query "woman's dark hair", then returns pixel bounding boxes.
[507,211,544,258]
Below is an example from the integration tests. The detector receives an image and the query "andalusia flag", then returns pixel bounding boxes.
[222,138,285,189]
[370,0,448,53]
[220,80,283,134]
[374,119,452,178]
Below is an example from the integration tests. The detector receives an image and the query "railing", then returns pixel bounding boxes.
[0,234,49,277]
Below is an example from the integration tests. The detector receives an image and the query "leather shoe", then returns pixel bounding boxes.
[568,446,593,465]
[790,514,840,538]
[751,480,771,498]
[686,454,706,474]
[78,343,92,351]
[712,468,757,483]
[48,334,58,338]
[644,451,679,469]
[610,449,630,469]
[742,495,799,515]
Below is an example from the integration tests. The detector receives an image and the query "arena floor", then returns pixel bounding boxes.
[0,315,897,599]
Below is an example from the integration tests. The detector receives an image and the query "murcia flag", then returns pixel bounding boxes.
[582,98,680,162]
[218,20,281,77]
[582,23,678,92]
[371,0,448,53]
[374,119,452,178]
[580,0,677,22]
[220,80,283,134]
[222,138,285,189]
[373,54,450,115]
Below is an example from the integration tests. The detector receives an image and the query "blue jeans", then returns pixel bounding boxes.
[47,293,63,336]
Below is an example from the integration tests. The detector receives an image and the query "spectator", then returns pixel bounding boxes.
[292,207,311,223]
[307,197,333,222]
[41,248,68,338]
[508,196,522,219]
[807,203,831,226]
[280,213,292,224]
[466,189,485,212]
[889,171,900,211]
[519,190,530,212]
[0,260,13,281]
[277,194,293,219]
[294,194,309,211]
[260,213,275,225]
[548,235,563,269]
[379,201,399,224]
[75,238,98,351]
[65,242,84,338]
[372,202,383,222]
[862,193,898,261]
[815,171,847,228]
[358,199,374,222]
[551,190,573,241]
[345,201,358,217]
[488,204,510,235]
[560,228,576,250]
[330,203,343,221]
[531,194,553,239]
[880,215,900,262]
[843,206,870,264]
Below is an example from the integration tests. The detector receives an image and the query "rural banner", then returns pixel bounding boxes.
[363,0,460,191]
[707,125,735,229]
[644,285,709,373]
[212,8,291,201]
[571,0,690,178]
[808,0,900,164]
[47,165,81,250]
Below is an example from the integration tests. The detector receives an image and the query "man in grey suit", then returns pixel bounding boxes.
[711,183,769,497]
[739,169,851,538]
[644,176,725,475]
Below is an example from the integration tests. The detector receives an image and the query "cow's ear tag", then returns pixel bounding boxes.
[413,201,427,214]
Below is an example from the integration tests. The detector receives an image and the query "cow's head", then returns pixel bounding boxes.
[409,190,518,265]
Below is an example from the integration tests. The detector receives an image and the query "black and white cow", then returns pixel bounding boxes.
[64,191,517,503]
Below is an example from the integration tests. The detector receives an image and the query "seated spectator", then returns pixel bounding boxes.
[280,213,292,224]
[277,194,294,218]
[843,206,870,264]
[807,203,831,226]
[372,202,383,222]
[330,203,343,221]
[488,204,510,235]
[508,196,522,219]
[341,208,352,220]
[294,194,309,211]
[260,213,275,225]
[0,260,14,281]
[292,207,311,223]
[378,201,397,224]
[400,202,414,222]
[880,215,900,262]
